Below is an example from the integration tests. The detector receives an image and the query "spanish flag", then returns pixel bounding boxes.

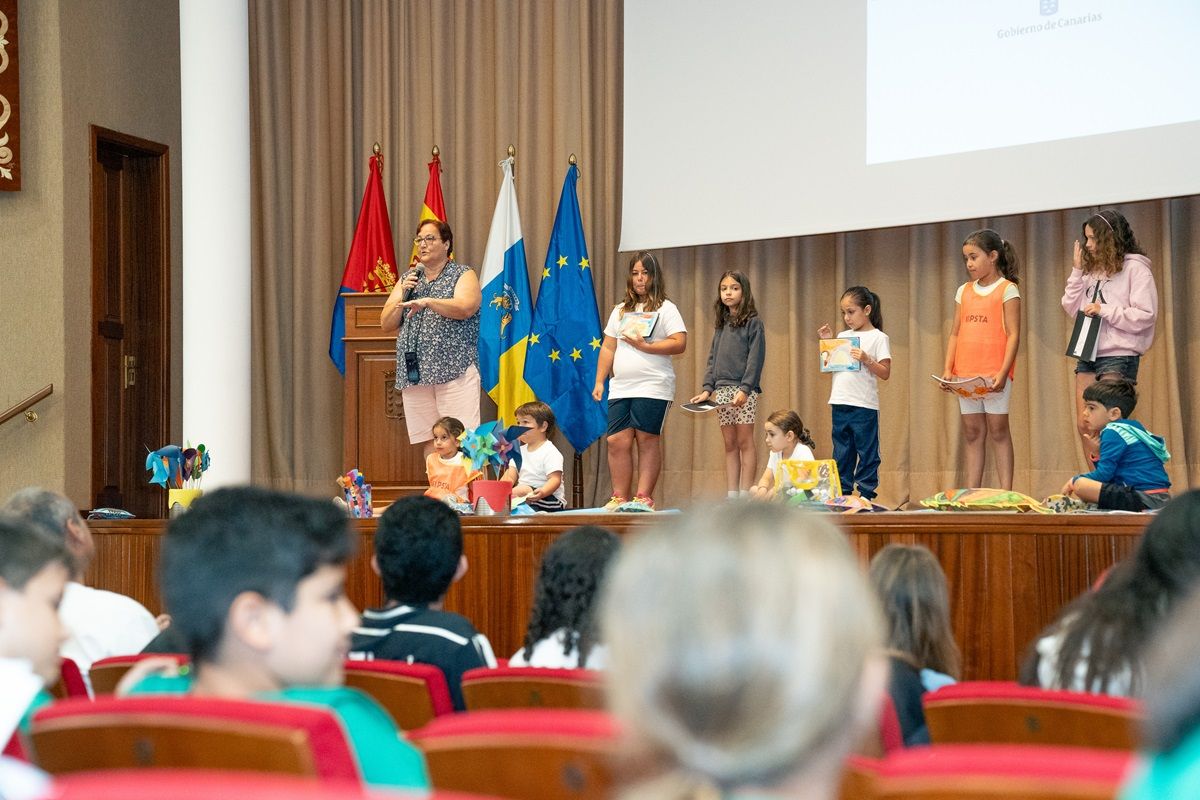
[408,152,451,267]
[328,151,399,374]
[479,157,536,424]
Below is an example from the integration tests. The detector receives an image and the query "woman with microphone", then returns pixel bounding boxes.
[381,220,482,454]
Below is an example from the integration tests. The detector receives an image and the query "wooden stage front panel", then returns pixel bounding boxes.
[86,512,1147,682]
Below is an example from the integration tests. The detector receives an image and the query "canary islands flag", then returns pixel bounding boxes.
[328,151,399,374]
[479,157,536,424]
[525,165,607,452]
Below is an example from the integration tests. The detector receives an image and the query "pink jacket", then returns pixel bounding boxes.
[1061,254,1157,357]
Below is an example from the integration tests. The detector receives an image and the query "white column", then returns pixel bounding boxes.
[179,0,251,486]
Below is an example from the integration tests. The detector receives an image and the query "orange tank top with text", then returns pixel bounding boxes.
[954,279,1016,380]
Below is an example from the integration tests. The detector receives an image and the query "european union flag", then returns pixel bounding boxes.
[525,164,607,452]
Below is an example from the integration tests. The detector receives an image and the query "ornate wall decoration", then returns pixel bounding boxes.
[0,0,20,191]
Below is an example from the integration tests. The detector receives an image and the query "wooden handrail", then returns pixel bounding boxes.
[0,384,53,427]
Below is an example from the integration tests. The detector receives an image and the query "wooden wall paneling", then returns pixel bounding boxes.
[88,513,1150,681]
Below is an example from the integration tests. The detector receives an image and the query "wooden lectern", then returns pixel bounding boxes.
[341,293,426,504]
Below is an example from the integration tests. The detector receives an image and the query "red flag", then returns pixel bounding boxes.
[329,152,399,374]
[407,154,451,268]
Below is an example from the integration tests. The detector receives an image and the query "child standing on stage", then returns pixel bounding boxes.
[749,410,817,499]
[941,229,1022,490]
[592,252,688,512]
[818,286,891,501]
[690,272,766,498]
[424,417,480,506]
[503,401,567,512]
[1061,209,1157,462]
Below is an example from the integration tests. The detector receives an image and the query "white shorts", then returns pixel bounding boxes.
[958,377,1013,415]
[402,364,482,443]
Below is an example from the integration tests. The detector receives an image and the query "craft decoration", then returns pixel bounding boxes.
[458,421,530,478]
[337,469,373,518]
[145,442,210,489]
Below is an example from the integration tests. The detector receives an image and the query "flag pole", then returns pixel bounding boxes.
[570,152,584,509]
[432,144,439,158]
[507,144,516,178]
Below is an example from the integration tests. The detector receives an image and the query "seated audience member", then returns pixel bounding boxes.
[0,513,70,799]
[511,525,619,669]
[1121,586,1200,798]
[869,543,961,746]
[349,495,495,711]
[601,503,885,800]
[1062,379,1171,511]
[3,488,160,677]
[135,486,429,791]
[1020,490,1200,696]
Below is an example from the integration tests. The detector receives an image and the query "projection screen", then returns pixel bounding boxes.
[620,0,1200,250]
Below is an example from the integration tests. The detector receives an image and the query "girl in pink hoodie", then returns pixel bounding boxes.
[1061,209,1157,462]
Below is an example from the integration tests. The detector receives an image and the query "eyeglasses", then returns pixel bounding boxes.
[413,234,441,246]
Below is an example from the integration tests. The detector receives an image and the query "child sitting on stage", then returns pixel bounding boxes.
[131,487,429,791]
[424,416,480,508]
[1062,379,1170,511]
[503,401,567,512]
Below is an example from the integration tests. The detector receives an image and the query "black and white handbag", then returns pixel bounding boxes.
[1066,282,1104,361]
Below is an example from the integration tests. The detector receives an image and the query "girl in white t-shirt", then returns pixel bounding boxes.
[591,252,687,512]
[817,286,892,501]
[749,410,817,500]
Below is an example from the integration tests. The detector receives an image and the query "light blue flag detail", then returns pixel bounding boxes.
[524,164,608,453]
[479,157,537,425]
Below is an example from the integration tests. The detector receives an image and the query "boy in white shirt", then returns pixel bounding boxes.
[504,402,567,512]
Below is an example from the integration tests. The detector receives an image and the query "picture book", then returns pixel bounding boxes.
[775,459,843,502]
[930,374,991,399]
[680,399,731,414]
[618,311,658,339]
[819,337,861,372]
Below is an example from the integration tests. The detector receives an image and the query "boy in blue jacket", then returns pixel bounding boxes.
[1063,379,1170,511]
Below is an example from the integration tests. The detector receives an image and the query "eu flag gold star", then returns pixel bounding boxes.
[557,255,568,268]
[590,337,601,350]
[549,349,561,362]
[579,257,590,270]
[542,266,550,278]
[570,348,582,361]
[529,333,540,346]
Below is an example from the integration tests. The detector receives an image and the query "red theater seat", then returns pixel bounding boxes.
[460,666,605,711]
[50,769,505,799]
[87,653,190,696]
[48,657,89,699]
[410,709,620,800]
[343,659,454,730]
[923,681,1140,749]
[870,744,1132,799]
[29,695,359,783]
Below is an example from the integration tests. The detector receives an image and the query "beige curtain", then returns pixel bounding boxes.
[250,1,1198,507]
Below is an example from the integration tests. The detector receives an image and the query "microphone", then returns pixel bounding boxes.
[402,264,425,302]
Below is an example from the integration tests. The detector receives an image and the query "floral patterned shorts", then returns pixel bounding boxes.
[715,385,758,426]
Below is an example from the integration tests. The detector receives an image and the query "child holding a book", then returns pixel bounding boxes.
[941,229,1022,490]
[592,252,688,512]
[749,410,817,499]
[690,272,766,498]
[818,286,891,501]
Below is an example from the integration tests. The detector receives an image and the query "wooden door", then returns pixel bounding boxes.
[90,127,170,518]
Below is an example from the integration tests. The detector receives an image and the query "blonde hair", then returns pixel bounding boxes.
[868,544,960,678]
[602,503,882,798]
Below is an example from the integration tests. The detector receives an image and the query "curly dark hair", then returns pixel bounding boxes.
[1080,210,1146,277]
[520,526,620,666]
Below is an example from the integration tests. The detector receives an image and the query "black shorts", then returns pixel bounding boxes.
[1098,483,1170,512]
[1075,355,1141,382]
[607,397,671,437]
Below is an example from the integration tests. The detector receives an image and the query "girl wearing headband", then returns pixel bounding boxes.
[1061,209,1158,464]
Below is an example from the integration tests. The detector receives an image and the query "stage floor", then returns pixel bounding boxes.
[88,511,1148,682]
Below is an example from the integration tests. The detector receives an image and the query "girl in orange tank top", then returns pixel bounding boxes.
[941,229,1022,490]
